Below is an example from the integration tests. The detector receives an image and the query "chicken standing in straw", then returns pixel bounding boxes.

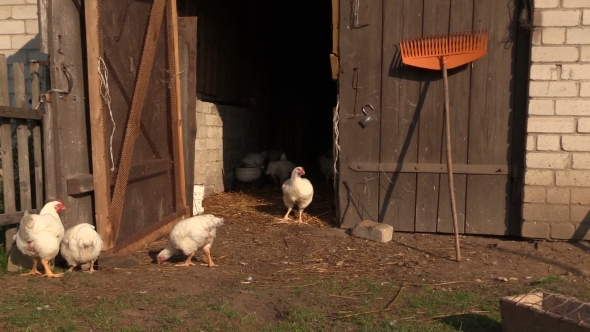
[15,200,66,278]
[277,166,314,224]
[157,214,224,267]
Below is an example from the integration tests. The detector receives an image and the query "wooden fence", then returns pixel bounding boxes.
[0,54,51,252]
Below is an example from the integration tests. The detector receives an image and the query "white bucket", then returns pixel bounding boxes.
[193,183,205,215]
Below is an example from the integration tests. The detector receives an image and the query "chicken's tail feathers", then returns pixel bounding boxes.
[200,215,225,230]
[20,210,35,229]
[75,223,101,248]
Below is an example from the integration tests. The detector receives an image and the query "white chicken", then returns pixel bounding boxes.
[156,214,224,267]
[15,200,66,278]
[318,153,334,185]
[60,223,103,273]
[266,152,296,187]
[277,167,314,224]
[239,151,267,167]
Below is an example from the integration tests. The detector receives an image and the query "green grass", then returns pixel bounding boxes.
[5,275,587,332]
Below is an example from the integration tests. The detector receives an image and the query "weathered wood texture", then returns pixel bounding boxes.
[178,17,198,213]
[46,0,93,229]
[0,58,48,271]
[338,0,383,228]
[338,0,528,236]
[86,0,189,256]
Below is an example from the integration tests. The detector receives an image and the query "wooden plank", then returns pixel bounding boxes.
[350,163,510,174]
[10,62,32,272]
[0,55,15,216]
[14,62,32,212]
[378,0,422,232]
[108,0,168,242]
[0,55,19,271]
[47,0,94,229]
[329,54,339,80]
[101,207,189,258]
[30,62,44,210]
[465,0,514,235]
[168,0,189,214]
[331,0,339,55]
[437,0,474,234]
[178,16,198,213]
[66,174,94,195]
[84,0,112,249]
[38,0,49,53]
[413,0,450,233]
[337,0,382,228]
[41,91,58,202]
[0,106,44,120]
[0,209,41,227]
[65,159,175,195]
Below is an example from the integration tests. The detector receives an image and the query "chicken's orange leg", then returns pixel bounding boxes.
[175,253,196,267]
[200,246,217,267]
[296,209,308,225]
[275,207,293,223]
[40,258,63,278]
[20,257,42,276]
[87,260,97,273]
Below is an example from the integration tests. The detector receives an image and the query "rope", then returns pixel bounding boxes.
[332,98,341,177]
[98,57,116,171]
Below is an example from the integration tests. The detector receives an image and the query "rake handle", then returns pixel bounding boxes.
[441,60,462,262]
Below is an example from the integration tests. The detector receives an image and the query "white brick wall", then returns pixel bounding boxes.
[194,100,264,195]
[0,0,47,108]
[524,0,590,240]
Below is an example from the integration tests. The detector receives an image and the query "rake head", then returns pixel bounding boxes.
[399,29,488,71]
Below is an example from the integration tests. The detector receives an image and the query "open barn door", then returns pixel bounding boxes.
[84,0,189,255]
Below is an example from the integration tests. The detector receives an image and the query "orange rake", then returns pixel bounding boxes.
[399,30,488,262]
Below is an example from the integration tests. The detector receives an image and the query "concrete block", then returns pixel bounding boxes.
[529,99,554,115]
[571,188,590,204]
[521,221,550,239]
[556,100,590,116]
[547,188,570,204]
[573,153,590,169]
[535,0,559,7]
[542,28,566,44]
[522,203,570,222]
[529,82,577,97]
[562,136,590,151]
[524,170,555,185]
[531,46,579,62]
[526,152,569,169]
[351,220,393,243]
[527,117,575,133]
[536,135,561,151]
[533,10,581,27]
[523,186,546,203]
[570,205,590,222]
[556,170,590,186]
[550,223,576,239]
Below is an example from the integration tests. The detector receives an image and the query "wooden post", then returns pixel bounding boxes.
[178,17,197,214]
[83,0,112,250]
[46,0,94,229]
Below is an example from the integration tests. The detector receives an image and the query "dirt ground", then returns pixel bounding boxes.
[1,178,590,331]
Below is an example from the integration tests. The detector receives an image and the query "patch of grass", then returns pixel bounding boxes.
[528,275,563,286]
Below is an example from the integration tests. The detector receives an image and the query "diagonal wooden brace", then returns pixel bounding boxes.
[108,0,168,243]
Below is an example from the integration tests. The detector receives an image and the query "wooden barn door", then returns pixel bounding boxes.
[85,0,189,255]
[337,0,529,236]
